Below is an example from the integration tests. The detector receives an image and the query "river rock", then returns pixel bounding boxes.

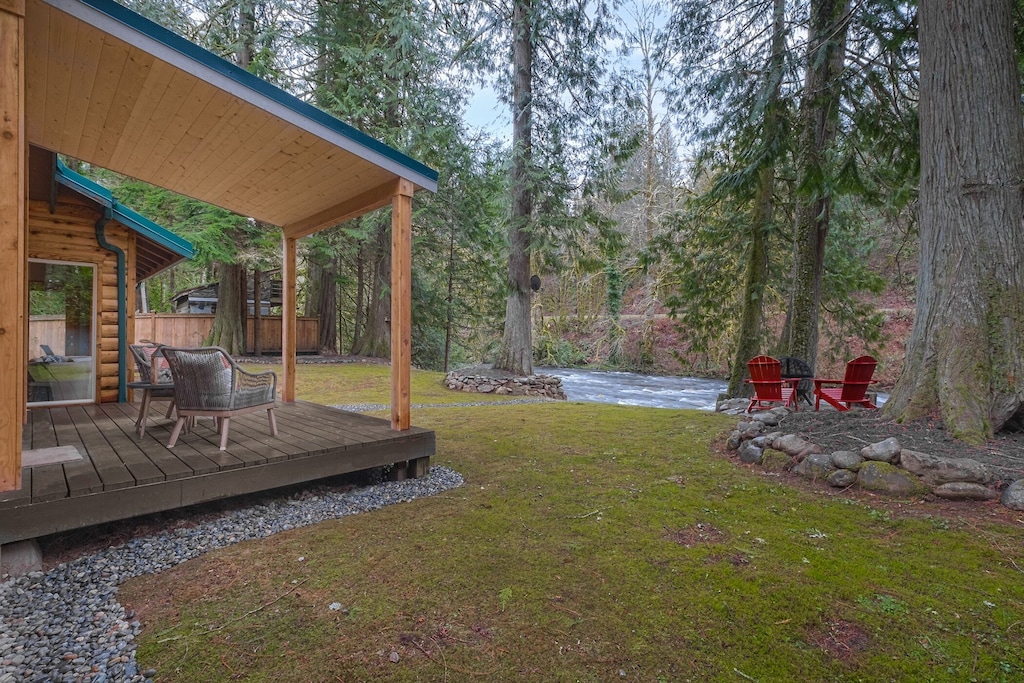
[830,450,864,471]
[898,450,992,485]
[861,437,902,463]
[750,410,785,427]
[827,469,857,488]
[761,448,792,472]
[740,420,768,438]
[727,431,742,450]
[773,434,814,457]
[738,442,764,465]
[793,453,836,481]
[857,461,929,496]
[1001,480,1024,511]
[932,482,998,501]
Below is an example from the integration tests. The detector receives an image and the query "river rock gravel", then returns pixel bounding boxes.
[0,466,464,682]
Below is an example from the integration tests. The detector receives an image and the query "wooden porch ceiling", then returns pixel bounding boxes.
[26,0,437,236]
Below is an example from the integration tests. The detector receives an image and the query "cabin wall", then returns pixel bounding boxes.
[28,194,136,403]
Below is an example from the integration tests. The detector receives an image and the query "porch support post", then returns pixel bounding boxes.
[0,0,25,492]
[282,235,297,402]
[390,180,414,430]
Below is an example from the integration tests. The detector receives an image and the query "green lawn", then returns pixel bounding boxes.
[124,365,1024,682]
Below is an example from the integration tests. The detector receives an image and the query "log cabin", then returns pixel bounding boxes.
[0,0,437,567]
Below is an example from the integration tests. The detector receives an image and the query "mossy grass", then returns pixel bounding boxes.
[125,365,1024,681]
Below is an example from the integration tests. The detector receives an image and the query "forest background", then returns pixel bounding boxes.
[75,1,1021,428]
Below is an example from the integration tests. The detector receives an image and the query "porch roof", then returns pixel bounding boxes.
[27,0,438,237]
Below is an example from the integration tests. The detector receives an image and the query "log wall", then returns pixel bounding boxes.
[28,194,137,403]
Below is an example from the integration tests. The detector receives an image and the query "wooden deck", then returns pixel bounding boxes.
[0,401,434,544]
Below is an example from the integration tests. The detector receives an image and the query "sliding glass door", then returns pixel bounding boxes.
[28,260,96,406]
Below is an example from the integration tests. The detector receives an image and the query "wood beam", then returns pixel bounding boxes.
[281,235,297,402]
[0,0,25,492]
[282,179,404,240]
[390,179,414,430]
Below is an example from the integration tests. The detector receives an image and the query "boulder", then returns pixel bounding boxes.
[830,450,864,471]
[861,437,902,464]
[898,450,992,485]
[750,411,782,427]
[727,431,742,451]
[738,442,764,465]
[932,482,998,501]
[1001,479,1024,511]
[774,434,814,457]
[857,461,929,496]
[827,469,857,488]
[760,448,792,472]
[793,453,836,481]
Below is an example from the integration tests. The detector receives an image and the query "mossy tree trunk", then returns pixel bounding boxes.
[884,0,1024,443]
[782,0,850,371]
[494,0,535,377]
[727,0,786,398]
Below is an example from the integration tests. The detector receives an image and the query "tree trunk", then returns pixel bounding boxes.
[494,0,535,376]
[727,0,786,397]
[319,259,338,353]
[351,219,391,358]
[781,0,850,371]
[884,0,1024,442]
[208,262,246,355]
[253,267,262,356]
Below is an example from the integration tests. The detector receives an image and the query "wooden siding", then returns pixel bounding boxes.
[28,194,137,403]
[1,400,434,543]
[135,313,320,354]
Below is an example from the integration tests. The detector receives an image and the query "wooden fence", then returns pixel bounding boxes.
[135,313,320,354]
[28,315,66,359]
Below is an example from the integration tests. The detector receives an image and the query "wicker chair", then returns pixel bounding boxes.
[160,346,278,450]
[128,343,176,437]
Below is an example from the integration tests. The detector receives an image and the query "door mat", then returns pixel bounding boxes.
[22,445,83,468]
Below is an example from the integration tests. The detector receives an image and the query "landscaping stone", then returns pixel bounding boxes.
[737,421,766,439]
[738,442,764,465]
[857,461,929,496]
[727,431,742,450]
[861,437,902,463]
[827,469,857,488]
[773,434,814,457]
[793,453,836,481]
[1000,480,1024,511]
[830,450,864,471]
[932,482,998,501]
[750,411,782,427]
[760,449,792,472]
[444,370,566,400]
[898,449,992,486]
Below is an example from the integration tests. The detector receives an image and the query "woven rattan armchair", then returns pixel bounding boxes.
[160,346,278,450]
[128,342,176,437]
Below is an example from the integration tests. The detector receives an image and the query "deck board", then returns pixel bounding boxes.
[1,400,435,543]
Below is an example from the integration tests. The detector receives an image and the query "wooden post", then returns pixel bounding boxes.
[0,0,25,492]
[391,180,414,431]
[281,236,297,402]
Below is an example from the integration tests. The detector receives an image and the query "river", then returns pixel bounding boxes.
[539,367,889,411]
[538,367,728,411]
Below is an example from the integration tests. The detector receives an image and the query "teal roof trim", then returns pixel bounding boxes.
[55,159,195,260]
[72,0,439,186]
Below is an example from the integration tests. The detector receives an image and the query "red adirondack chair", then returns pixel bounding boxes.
[813,355,878,411]
[745,355,799,413]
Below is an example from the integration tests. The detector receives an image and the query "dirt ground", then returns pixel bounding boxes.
[777,408,1024,484]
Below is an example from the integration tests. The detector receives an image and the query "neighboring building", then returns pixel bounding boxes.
[170,273,283,315]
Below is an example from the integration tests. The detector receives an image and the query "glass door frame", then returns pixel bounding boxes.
[27,258,98,407]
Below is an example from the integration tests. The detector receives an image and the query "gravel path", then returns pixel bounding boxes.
[0,467,464,682]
